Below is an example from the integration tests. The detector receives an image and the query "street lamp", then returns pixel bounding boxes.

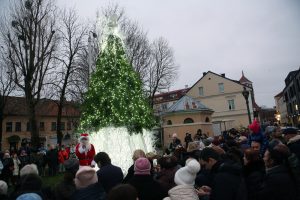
[242,86,252,124]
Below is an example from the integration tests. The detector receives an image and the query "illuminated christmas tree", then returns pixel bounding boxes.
[80,24,155,133]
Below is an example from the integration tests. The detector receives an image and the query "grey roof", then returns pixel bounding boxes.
[165,95,213,113]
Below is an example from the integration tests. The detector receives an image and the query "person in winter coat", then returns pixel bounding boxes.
[94,152,123,193]
[243,148,265,200]
[156,156,179,197]
[46,145,58,176]
[2,153,14,186]
[108,184,138,200]
[163,158,201,200]
[198,147,247,200]
[248,119,268,157]
[282,127,300,160]
[257,141,298,200]
[12,153,21,186]
[18,150,30,170]
[9,173,44,200]
[71,166,106,200]
[58,146,69,173]
[128,157,164,200]
[169,133,182,153]
[123,149,146,183]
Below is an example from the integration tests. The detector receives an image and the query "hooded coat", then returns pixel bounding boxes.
[163,185,199,200]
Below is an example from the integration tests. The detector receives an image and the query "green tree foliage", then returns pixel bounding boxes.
[80,34,155,133]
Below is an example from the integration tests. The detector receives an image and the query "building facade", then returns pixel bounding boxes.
[2,97,80,151]
[162,95,213,147]
[186,71,255,130]
[282,68,300,127]
[274,91,288,124]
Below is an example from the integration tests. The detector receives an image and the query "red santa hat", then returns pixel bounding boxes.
[248,119,260,134]
[79,133,89,141]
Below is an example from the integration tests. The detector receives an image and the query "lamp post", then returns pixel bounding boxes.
[242,86,252,124]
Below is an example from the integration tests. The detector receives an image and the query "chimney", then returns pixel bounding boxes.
[203,72,207,76]
[221,73,225,77]
[185,85,188,89]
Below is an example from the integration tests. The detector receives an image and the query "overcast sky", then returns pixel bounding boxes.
[1,0,300,107]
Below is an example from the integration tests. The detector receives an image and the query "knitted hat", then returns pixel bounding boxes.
[16,193,42,200]
[282,127,298,135]
[134,157,151,175]
[0,180,8,195]
[20,164,39,177]
[74,166,98,189]
[174,159,201,186]
[249,119,260,134]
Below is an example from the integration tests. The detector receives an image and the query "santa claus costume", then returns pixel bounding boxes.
[75,133,96,166]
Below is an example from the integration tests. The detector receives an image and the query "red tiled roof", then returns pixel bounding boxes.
[153,88,190,104]
[4,96,80,117]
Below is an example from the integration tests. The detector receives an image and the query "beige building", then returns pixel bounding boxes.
[2,97,80,151]
[162,95,213,147]
[274,91,288,124]
[186,71,254,130]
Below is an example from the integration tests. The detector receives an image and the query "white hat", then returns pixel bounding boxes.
[0,180,8,195]
[172,133,178,138]
[174,159,201,186]
[20,164,39,177]
[74,166,98,189]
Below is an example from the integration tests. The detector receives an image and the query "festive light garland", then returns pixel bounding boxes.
[80,34,155,133]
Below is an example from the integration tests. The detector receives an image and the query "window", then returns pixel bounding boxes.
[51,122,57,131]
[167,120,172,125]
[205,117,210,122]
[6,122,12,132]
[228,99,235,110]
[183,118,194,124]
[40,122,45,131]
[162,104,168,111]
[15,122,21,132]
[26,122,31,131]
[198,87,204,96]
[218,83,224,93]
[61,122,65,131]
[67,122,72,130]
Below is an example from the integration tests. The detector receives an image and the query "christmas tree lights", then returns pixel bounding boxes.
[80,32,155,133]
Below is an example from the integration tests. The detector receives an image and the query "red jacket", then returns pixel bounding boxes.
[58,150,68,164]
[75,143,95,166]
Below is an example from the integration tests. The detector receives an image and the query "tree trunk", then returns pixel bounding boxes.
[0,113,3,151]
[56,103,63,146]
[28,101,39,150]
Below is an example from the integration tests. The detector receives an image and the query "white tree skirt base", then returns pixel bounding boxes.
[89,127,155,173]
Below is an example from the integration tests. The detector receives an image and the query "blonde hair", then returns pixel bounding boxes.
[132,149,146,161]
[187,142,200,152]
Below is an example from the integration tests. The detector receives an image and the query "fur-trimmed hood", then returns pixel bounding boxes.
[287,135,300,145]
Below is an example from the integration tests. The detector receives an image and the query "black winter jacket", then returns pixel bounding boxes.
[257,165,297,200]
[243,159,265,200]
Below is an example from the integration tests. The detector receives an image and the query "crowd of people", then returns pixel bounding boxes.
[0,119,299,200]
